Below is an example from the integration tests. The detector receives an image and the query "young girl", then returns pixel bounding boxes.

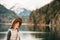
[7,18,22,40]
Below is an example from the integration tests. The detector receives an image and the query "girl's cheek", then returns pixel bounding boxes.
[15,24,19,28]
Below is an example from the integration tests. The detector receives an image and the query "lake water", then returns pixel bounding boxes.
[0,24,54,40]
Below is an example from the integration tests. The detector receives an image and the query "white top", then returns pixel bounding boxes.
[8,29,20,40]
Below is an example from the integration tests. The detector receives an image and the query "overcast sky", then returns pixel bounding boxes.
[0,0,53,11]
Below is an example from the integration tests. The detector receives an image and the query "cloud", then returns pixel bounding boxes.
[0,0,53,11]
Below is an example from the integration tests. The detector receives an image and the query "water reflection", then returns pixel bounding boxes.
[0,31,47,40]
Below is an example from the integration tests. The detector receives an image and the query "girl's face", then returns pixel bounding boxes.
[13,22,19,29]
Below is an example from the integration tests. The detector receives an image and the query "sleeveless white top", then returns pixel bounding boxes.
[8,29,20,40]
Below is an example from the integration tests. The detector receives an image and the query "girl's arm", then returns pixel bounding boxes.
[7,31,11,40]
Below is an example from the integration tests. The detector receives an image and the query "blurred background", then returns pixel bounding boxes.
[0,0,60,40]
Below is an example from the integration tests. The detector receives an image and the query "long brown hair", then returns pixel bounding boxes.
[11,17,22,28]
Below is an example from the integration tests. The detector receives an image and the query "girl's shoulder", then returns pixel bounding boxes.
[8,28,12,31]
[7,29,11,36]
[8,28,13,32]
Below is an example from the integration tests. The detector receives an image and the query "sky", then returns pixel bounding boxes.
[0,0,53,11]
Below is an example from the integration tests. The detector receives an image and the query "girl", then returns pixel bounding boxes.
[7,18,22,40]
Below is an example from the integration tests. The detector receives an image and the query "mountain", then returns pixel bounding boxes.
[0,4,18,31]
[0,4,18,23]
[18,8,31,17]
[18,8,31,22]
[10,4,31,22]
[28,0,60,39]
[28,0,60,31]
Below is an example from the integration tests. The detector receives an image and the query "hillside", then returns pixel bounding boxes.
[28,0,60,31]
[0,4,18,31]
[28,0,60,39]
